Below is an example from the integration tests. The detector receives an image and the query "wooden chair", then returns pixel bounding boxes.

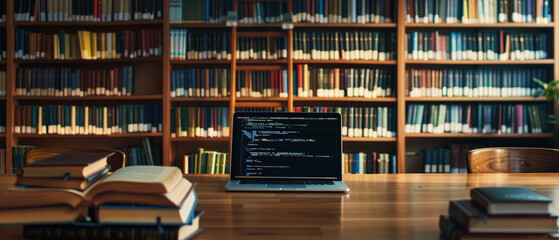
[468,147,559,173]
[24,147,126,171]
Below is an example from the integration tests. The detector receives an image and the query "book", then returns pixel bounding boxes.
[17,152,114,178]
[439,215,559,240]
[0,166,193,224]
[448,200,558,233]
[171,107,229,138]
[470,186,552,215]
[16,167,109,190]
[23,211,203,240]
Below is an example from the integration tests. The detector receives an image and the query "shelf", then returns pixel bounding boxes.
[15,133,163,138]
[0,22,5,27]
[171,97,230,102]
[15,56,163,64]
[405,97,548,102]
[0,133,5,138]
[236,97,287,102]
[294,23,396,28]
[14,95,163,101]
[0,96,6,100]
[0,60,6,64]
[293,60,397,65]
[294,97,397,102]
[405,133,554,138]
[171,137,229,142]
[14,19,163,27]
[342,137,397,142]
[238,23,282,28]
[170,60,231,65]
[405,60,555,65]
[237,59,288,64]
[405,23,555,28]
[170,23,227,28]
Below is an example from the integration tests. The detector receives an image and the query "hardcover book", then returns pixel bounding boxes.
[470,186,552,214]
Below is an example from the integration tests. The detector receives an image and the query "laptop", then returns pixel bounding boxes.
[225,112,350,192]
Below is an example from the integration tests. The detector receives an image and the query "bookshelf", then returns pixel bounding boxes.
[0,0,557,174]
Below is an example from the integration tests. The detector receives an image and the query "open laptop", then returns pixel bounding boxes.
[225,112,350,192]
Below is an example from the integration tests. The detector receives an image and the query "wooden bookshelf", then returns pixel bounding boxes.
[0,0,557,175]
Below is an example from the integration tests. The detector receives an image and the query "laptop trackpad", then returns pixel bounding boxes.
[267,184,306,189]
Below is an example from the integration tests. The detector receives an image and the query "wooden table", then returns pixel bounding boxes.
[2,173,559,239]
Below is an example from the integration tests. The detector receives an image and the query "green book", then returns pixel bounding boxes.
[470,186,552,214]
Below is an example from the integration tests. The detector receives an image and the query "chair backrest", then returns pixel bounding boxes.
[468,147,559,173]
[24,147,126,171]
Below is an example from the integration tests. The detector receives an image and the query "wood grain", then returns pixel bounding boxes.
[468,148,559,173]
[3,174,559,239]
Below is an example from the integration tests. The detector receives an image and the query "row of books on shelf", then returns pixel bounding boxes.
[15,29,162,60]
[16,66,134,97]
[0,1,4,23]
[169,0,230,23]
[236,37,287,60]
[237,1,287,24]
[13,104,162,135]
[293,0,394,23]
[169,30,230,60]
[170,68,230,98]
[293,31,396,60]
[406,31,548,61]
[405,103,550,134]
[236,70,288,98]
[171,107,230,138]
[407,67,547,97]
[295,106,396,138]
[15,0,162,22]
[344,152,396,174]
[0,71,5,96]
[170,66,394,99]
[183,148,229,174]
[0,32,5,60]
[407,0,553,24]
[295,65,394,97]
[11,145,35,174]
[0,105,4,132]
[121,137,162,166]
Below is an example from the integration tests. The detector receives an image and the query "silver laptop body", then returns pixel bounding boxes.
[225,112,350,192]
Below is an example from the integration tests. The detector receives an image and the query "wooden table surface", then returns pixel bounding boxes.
[2,173,559,240]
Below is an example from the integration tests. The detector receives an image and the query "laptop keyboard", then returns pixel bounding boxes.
[239,180,335,185]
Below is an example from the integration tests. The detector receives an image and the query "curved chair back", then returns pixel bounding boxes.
[468,147,559,173]
[24,147,126,171]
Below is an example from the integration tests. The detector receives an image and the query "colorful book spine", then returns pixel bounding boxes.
[16,66,135,97]
[344,152,397,174]
[405,0,552,23]
[294,106,397,138]
[171,107,229,138]
[293,31,396,60]
[12,145,35,174]
[170,68,230,97]
[14,0,162,22]
[236,37,287,60]
[15,29,162,60]
[405,103,550,134]
[14,104,162,135]
[236,70,288,98]
[422,148,452,173]
[184,148,229,174]
[120,139,162,166]
[292,0,394,23]
[169,29,231,60]
[293,65,394,98]
[407,68,547,97]
[406,31,548,61]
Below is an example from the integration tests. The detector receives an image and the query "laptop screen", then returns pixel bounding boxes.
[231,112,342,181]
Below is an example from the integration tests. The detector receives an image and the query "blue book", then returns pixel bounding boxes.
[424,149,432,173]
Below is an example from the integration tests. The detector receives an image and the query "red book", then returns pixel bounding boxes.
[297,64,303,95]
[408,0,414,22]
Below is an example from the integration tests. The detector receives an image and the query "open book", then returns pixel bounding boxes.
[0,166,195,225]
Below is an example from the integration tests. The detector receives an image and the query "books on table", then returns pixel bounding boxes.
[440,186,558,240]
[0,164,201,239]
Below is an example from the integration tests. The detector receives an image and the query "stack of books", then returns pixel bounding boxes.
[440,186,559,239]
[0,153,201,240]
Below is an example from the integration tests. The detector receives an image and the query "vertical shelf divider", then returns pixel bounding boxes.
[397,0,407,173]
[162,0,172,166]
